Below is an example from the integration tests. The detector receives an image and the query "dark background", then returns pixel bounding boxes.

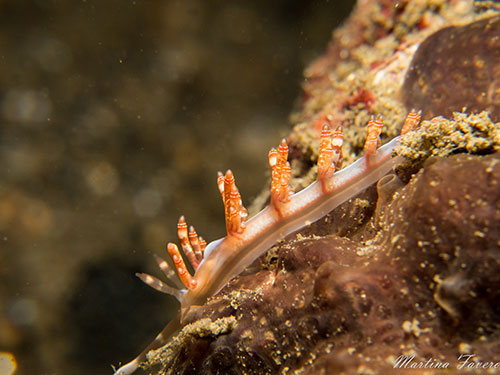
[0,1,355,374]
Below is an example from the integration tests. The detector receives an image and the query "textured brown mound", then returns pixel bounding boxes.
[401,16,500,122]
[148,152,500,375]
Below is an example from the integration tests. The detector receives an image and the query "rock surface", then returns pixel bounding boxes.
[149,152,500,375]
[401,16,500,122]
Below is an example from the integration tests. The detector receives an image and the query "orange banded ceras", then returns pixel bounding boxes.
[113,111,421,375]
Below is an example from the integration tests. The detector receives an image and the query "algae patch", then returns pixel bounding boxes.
[396,111,500,164]
[146,316,237,373]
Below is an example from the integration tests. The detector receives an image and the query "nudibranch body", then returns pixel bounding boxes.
[113,111,420,375]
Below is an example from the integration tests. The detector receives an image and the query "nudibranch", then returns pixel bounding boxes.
[113,110,421,375]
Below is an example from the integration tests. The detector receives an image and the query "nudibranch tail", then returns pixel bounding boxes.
[113,313,182,375]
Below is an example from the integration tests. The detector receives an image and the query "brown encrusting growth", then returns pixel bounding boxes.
[148,153,500,375]
[396,111,500,165]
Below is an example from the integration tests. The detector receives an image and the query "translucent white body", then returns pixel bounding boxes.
[114,136,403,375]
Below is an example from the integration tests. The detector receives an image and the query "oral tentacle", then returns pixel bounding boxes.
[152,253,184,290]
[135,273,184,302]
